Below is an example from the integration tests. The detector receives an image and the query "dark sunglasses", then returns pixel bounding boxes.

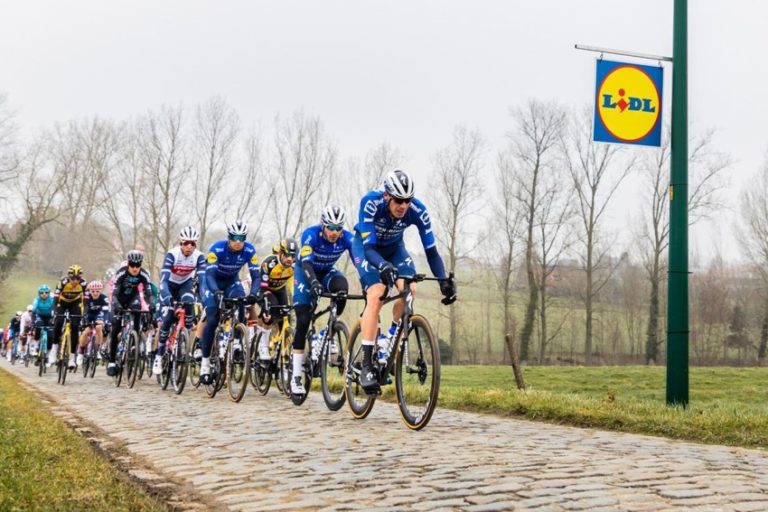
[128,262,142,268]
[392,197,412,205]
[182,240,197,247]
[229,235,246,242]
[39,291,50,295]
[325,224,343,232]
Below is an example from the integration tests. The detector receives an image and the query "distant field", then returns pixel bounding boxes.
[0,272,53,322]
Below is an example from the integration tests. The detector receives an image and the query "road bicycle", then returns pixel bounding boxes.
[345,272,454,430]
[291,291,364,409]
[250,304,293,397]
[56,311,80,386]
[216,296,250,402]
[37,325,51,377]
[113,308,143,389]
[81,322,98,379]
[156,301,192,394]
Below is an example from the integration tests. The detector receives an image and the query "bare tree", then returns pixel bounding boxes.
[430,125,485,363]
[194,96,240,247]
[494,150,525,367]
[0,141,62,282]
[231,127,274,245]
[561,107,635,365]
[272,110,337,239]
[0,93,19,183]
[507,100,566,363]
[640,128,731,364]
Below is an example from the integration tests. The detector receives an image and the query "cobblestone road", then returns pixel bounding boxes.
[4,361,768,512]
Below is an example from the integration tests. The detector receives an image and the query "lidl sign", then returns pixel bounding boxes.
[593,59,663,147]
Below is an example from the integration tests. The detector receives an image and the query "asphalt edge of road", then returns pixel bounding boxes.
[2,366,228,512]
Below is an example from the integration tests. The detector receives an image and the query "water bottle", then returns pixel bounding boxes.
[310,332,321,362]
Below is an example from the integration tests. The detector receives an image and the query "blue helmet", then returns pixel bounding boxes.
[38,284,51,294]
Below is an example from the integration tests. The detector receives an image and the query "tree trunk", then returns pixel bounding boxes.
[645,261,660,365]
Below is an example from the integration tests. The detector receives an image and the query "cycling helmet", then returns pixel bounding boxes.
[321,205,346,227]
[88,280,104,292]
[68,264,83,278]
[226,220,248,237]
[26,305,33,312]
[383,169,415,200]
[38,284,51,294]
[15,311,22,317]
[279,238,298,258]
[179,225,200,242]
[126,250,144,265]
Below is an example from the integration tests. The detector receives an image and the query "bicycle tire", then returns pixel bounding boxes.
[189,337,201,388]
[204,334,221,398]
[161,352,171,390]
[278,327,294,398]
[59,332,70,386]
[89,352,97,378]
[226,323,250,403]
[82,353,89,378]
[344,320,376,419]
[126,331,140,389]
[115,338,126,387]
[395,314,441,430]
[172,329,189,395]
[320,320,349,411]
[250,340,272,395]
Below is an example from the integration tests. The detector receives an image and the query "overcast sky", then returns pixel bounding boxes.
[1,1,765,264]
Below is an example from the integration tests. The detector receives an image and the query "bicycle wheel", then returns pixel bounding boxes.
[344,320,376,419]
[226,323,250,403]
[278,328,294,398]
[395,314,441,430]
[160,352,171,390]
[320,321,349,411]
[115,340,125,387]
[59,334,70,386]
[38,348,45,377]
[204,336,221,398]
[189,337,201,388]
[126,331,140,388]
[172,330,189,395]
[82,352,89,378]
[138,340,146,381]
[250,339,272,395]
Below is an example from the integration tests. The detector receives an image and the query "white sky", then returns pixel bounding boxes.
[1,1,765,264]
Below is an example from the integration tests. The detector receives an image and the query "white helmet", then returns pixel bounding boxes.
[321,205,346,227]
[15,311,22,317]
[179,225,200,242]
[226,219,248,237]
[26,305,33,312]
[383,169,415,200]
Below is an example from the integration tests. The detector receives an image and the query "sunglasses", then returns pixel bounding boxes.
[128,262,142,268]
[325,224,343,232]
[229,235,246,242]
[392,197,412,205]
[39,291,50,295]
[182,240,197,247]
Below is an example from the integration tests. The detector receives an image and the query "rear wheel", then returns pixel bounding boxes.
[278,328,294,398]
[395,314,440,430]
[58,333,70,386]
[189,337,201,388]
[172,330,189,395]
[204,338,221,398]
[320,321,349,411]
[343,320,376,419]
[250,338,272,395]
[226,323,250,403]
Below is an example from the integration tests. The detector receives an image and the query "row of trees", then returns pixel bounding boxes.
[1,93,763,366]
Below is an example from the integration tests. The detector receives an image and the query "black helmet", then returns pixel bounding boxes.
[279,238,298,258]
[126,250,144,265]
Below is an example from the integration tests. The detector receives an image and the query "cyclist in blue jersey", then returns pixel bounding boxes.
[78,280,109,366]
[153,226,205,375]
[290,205,354,396]
[199,220,262,385]
[32,284,55,366]
[353,169,456,392]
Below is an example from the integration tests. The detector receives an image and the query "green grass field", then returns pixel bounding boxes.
[0,370,166,511]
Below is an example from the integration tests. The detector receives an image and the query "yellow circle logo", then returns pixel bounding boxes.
[597,65,661,142]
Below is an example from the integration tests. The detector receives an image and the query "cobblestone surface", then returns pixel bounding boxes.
[4,361,768,511]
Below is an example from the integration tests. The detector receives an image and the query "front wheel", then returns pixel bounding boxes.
[58,334,70,386]
[226,323,250,403]
[189,337,201,388]
[343,320,376,420]
[320,321,349,411]
[278,328,294,398]
[126,331,141,389]
[172,330,189,395]
[250,336,272,395]
[395,314,440,430]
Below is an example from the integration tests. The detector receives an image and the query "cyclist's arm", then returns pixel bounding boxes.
[246,249,260,289]
[413,201,447,279]
[159,251,174,301]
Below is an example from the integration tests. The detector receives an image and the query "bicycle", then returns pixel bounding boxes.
[81,322,98,379]
[291,291,365,409]
[212,296,250,402]
[138,313,154,381]
[250,304,293,397]
[56,311,80,385]
[9,334,20,365]
[21,331,32,368]
[37,325,51,377]
[156,301,193,394]
[113,308,143,389]
[344,272,454,430]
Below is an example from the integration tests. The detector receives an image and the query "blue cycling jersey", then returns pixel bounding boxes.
[298,224,354,276]
[33,296,54,317]
[355,190,437,250]
[204,240,260,292]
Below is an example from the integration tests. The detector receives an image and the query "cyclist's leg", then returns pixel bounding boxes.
[352,236,387,387]
[179,280,196,329]
[386,243,417,332]
[324,270,349,315]
[52,305,66,355]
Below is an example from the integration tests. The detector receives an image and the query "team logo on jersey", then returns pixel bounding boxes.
[207,252,217,264]
[361,231,370,239]
[594,59,663,147]
[300,245,312,257]
[250,254,259,265]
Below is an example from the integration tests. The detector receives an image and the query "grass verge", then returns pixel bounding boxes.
[0,369,166,511]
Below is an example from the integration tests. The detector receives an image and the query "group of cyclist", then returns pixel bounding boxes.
[4,169,457,399]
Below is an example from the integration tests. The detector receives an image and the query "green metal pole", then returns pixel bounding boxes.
[667,0,688,406]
